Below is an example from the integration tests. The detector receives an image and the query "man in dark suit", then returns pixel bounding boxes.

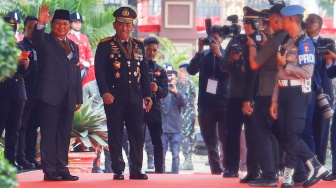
[95,7,152,180]
[17,16,40,170]
[32,5,82,181]
[0,13,30,170]
[302,14,334,166]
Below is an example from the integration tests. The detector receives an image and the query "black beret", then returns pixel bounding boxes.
[4,11,21,23]
[70,12,83,22]
[113,7,137,24]
[243,6,267,20]
[52,9,70,22]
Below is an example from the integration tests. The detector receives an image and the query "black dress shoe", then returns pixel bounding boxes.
[59,173,79,181]
[29,159,42,169]
[323,173,336,181]
[113,173,125,180]
[222,170,239,178]
[240,174,260,183]
[248,177,278,187]
[129,173,148,180]
[11,161,23,170]
[44,172,62,181]
[18,159,35,170]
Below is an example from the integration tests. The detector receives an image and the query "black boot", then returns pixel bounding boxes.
[302,156,329,187]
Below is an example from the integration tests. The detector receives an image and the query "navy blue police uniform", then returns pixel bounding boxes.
[0,14,27,170]
[95,7,152,180]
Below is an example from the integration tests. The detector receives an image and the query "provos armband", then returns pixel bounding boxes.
[298,40,315,66]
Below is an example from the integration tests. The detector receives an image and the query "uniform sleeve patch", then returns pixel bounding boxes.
[298,40,315,66]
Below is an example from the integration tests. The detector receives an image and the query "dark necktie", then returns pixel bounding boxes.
[123,41,128,50]
[61,39,71,55]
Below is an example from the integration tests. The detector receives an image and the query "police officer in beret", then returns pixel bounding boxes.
[269,5,329,187]
[0,13,30,171]
[68,12,95,84]
[95,6,152,180]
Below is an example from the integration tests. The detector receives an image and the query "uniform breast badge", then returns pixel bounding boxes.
[114,61,121,69]
[134,71,137,77]
[110,54,114,59]
[115,71,120,78]
[127,60,131,67]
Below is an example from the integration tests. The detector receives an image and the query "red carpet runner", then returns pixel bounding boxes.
[18,170,333,188]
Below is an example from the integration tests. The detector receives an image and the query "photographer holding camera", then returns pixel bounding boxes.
[143,37,168,173]
[187,23,229,175]
[245,5,289,186]
[301,13,334,169]
[161,67,187,174]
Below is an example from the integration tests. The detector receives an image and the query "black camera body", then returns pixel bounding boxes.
[316,43,335,55]
[203,18,215,46]
[222,15,241,37]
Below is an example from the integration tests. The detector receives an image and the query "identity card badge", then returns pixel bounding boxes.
[206,79,218,94]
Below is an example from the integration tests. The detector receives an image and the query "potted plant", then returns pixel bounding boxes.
[69,95,108,173]
[0,17,21,82]
[0,155,17,188]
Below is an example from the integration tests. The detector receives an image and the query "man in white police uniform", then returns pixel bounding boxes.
[269,5,329,188]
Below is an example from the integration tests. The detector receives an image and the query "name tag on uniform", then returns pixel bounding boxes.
[206,79,217,94]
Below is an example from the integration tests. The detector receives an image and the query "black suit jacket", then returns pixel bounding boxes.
[317,37,334,102]
[148,62,168,123]
[95,36,152,104]
[32,24,83,111]
[187,48,229,108]
[18,37,38,101]
[0,47,27,100]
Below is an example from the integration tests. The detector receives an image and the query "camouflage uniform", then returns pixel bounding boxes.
[180,75,196,154]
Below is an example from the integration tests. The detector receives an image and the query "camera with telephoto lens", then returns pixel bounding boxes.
[203,18,215,46]
[316,43,335,55]
[316,88,334,119]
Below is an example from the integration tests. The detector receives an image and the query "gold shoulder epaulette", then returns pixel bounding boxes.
[133,38,143,43]
[100,37,112,42]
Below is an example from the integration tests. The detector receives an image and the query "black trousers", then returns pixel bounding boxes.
[104,103,144,175]
[278,86,314,168]
[198,106,226,174]
[225,98,259,175]
[331,115,336,174]
[252,96,278,180]
[17,99,39,162]
[38,100,74,174]
[0,99,25,163]
[146,121,164,173]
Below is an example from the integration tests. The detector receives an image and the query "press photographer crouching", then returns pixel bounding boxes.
[187,21,229,174]
[143,37,168,173]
